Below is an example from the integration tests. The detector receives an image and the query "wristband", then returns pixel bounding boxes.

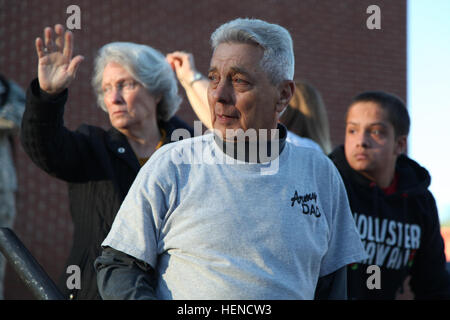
[189,72,203,86]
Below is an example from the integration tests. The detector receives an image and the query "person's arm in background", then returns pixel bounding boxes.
[166,51,212,129]
[0,77,25,134]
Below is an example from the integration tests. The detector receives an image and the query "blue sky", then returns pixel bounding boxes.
[408,0,450,224]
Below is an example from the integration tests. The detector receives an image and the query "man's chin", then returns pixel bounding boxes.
[214,128,256,143]
[212,124,237,140]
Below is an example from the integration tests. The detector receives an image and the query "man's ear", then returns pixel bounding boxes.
[395,135,407,155]
[276,80,295,113]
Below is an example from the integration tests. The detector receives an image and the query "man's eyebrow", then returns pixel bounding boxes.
[207,66,252,78]
[229,67,252,77]
[208,66,217,74]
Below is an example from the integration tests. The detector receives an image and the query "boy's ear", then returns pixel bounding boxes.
[276,80,295,113]
[395,135,408,155]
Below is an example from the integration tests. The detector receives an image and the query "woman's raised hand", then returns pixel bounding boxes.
[35,24,84,95]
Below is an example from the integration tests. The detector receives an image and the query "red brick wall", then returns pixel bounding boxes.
[0,0,406,299]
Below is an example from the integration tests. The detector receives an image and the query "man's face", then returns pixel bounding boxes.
[207,42,288,141]
[344,101,406,182]
[102,61,160,131]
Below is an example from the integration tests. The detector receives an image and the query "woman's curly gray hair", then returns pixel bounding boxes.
[92,42,181,121]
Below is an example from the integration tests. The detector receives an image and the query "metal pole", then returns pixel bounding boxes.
[0,227,65,300]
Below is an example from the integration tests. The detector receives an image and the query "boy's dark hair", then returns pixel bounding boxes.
[348,91,410,137]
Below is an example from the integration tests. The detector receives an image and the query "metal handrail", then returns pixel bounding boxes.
[0,227,64,300]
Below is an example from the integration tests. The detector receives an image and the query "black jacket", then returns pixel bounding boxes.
[330,145,450,299]
[20,79,193,300]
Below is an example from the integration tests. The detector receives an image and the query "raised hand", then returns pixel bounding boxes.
[166,51,211,128]
[35,24,84,95]
[166,51,198,88]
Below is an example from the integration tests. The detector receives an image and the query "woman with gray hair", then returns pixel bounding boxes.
[20,24,192,300]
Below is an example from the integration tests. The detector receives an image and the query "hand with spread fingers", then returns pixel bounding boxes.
[35,24,84,95]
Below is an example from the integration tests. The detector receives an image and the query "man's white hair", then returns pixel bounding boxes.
[210,18,295,84]
[92,42,181,121]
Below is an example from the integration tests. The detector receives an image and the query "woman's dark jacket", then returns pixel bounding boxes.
[20,79,193,300]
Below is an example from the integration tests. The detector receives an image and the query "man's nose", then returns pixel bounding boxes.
[212,80,233,105]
